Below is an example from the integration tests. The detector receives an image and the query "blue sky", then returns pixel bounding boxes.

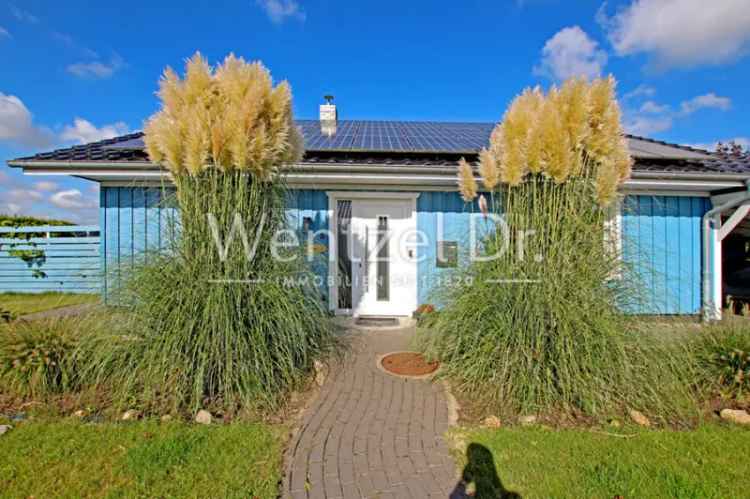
[1,0,749,223]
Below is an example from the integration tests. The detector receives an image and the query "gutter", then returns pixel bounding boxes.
[7,159,750,183]
[701,179,750,321]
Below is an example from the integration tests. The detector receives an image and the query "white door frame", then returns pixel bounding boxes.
[326,191,420,315]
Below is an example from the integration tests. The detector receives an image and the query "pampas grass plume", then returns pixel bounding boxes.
[458,158,478,202]
[144,51,303,178]
[465,75,630,205]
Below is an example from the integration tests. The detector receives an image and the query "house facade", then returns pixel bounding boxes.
[9,106,750,319]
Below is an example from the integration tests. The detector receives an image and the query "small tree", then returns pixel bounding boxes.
[81,53,334,414]
[425,77,694,422]
[716,140,748,156]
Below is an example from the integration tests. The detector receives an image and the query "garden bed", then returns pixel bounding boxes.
[380,351,439,377]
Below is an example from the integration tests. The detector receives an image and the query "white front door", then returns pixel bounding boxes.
[349,198,417,317]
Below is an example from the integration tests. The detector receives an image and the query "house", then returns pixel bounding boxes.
[8,101,750,320]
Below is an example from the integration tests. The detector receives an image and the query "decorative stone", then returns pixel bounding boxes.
[314,360,327,387]
[481,415,502,428]
[121,409,140,421]
[628,409,651,427]
[195,410,212,425]
[519,415,537,426]
[720,409,750,426]
[0,425,12,435]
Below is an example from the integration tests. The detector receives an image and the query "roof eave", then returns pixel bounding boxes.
[8,158,750,182]
[9,159,748,195]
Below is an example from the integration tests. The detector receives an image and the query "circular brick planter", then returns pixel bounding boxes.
[377,351,439,379]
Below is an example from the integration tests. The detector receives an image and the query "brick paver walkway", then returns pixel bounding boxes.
[282,325,459,498]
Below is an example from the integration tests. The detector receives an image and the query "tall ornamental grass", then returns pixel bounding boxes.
[0,318,78,397]
[77,53,335,414]
[687,317,750,402]
[423,77,696,423]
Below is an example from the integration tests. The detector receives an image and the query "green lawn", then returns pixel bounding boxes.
[0,292,99,316]
[452,424,750,499]
[0,419,285,498]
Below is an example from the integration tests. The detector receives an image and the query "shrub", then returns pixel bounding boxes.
[78,53,336,415]
[0,319,77,396]
[0,307,15,323]
[688,318,750,401]
[423,78,695,423]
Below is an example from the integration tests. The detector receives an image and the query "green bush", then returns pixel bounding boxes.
[72,54,337,416]
[0,319,78,396]
[0,307,15,323]
[421,179,696,424]
[76,175,337,415]
[689,318,750,401]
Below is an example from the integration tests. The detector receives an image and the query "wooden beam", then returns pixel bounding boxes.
[719,202,750,241]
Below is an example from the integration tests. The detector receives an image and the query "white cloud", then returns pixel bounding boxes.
[623,84,655,100]
[625,115,673,136]
[256,0,306,24]
[67,55,125,79]
[9,4,39,23]
[1,92,129,148]
[603,0,750,69]
[639,101,669,114]
[680,93,731,114]
[60,118,129,144]
[0,26,10,39]
[0,171,99,223]
[34,181,59,192]
[50,189,97,210]
[52,31,100,59]
[624,90,733,136]
[1,202,22,215]
[7,188,43,201]
[0,92,55,147]
[534,26,608,81]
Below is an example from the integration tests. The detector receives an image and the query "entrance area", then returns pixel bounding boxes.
[723,217,750,312]
[328,192,418,317]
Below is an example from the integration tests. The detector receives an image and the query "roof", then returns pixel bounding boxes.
[8,120,750,176]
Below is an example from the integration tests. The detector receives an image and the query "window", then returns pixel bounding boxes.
[437,241,458,268]
[377,216,390,301]
[336,201,352,309]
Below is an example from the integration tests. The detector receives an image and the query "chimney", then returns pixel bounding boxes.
[319,95,337,136]
[319,94,337,122]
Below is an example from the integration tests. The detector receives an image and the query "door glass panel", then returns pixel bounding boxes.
[337,200,352,309]
[377,216,389,301]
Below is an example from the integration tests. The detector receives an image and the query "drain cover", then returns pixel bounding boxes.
[380,352,439,377]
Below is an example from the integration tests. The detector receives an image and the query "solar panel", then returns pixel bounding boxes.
[296,120,496,153]
[105,137,146,149]
[104,120,497,154]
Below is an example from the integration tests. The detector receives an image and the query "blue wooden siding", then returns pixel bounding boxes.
[416,191,484,306]
[0,225,100,293]
[100,187,709,315]
[100,186,329,299]
[415,192,709,314]
[100,186,178,298]
[621,195,710,314]
[284,190,330,301]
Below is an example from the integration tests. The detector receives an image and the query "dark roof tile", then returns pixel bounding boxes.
[9,125,750,176]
